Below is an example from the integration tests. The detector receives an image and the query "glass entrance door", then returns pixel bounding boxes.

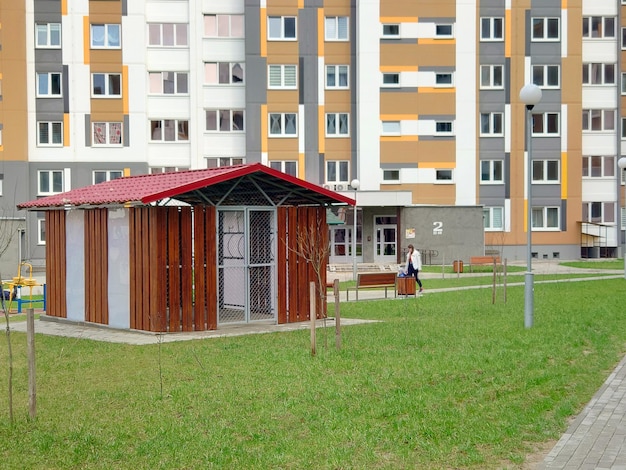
[374,215,397,263]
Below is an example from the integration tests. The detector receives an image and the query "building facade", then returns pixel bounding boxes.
[1,0,625,274]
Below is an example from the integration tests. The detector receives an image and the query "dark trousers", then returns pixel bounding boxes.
[408,266,423,288]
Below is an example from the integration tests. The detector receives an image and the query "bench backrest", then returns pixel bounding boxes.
[470,256,501,264]
[357,272,397,287]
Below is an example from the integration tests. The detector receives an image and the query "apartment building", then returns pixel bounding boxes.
[0,0,624,275]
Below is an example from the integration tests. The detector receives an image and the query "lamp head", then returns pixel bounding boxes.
[519,83,542,110]
[618,157,626,170]
[350,179,360,190]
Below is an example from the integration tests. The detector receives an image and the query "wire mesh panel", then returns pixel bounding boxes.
[249,209,276,321]
[218,210,246,324]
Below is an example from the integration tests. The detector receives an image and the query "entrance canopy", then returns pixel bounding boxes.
[18,163,355,210]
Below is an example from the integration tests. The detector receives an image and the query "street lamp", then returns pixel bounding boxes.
[519,83,542,328]
[619,157,626,280]
[350,178,360,281]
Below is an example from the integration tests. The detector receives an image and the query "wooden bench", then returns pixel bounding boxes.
[469,256,501,273]
[346,272,397,301]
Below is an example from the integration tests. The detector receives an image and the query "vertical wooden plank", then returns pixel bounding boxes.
[167,207,180,331]
[129,209,137,329]
[139,207,150,330]
[193,207,207,331]
[84,211,93,323]
[99,209,109,325]
[46,211,67,318]
[180,207,193,331]
[206,207,217,330]
[287,207,298,322]
[296,208,308,321]
[307,208,317,318]
[146,208,157,331]
[276,207,287,324]
[156,208,168,332]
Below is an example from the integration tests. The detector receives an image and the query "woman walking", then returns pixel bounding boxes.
[404,244,423,293]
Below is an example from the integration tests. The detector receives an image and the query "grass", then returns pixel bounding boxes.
[560,259,624,270]
[1,278,625,468]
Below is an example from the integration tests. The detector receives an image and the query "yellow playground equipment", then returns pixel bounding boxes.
[2,262,47,314]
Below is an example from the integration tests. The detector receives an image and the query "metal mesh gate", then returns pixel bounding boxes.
[217,208,276,324]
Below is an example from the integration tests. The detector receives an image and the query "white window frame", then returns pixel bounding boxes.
[38,170,63,196]
[484,207,504,231]
[480,160,504,184]
[148,23,188,47]
[621,72,626,94]
[93,170,123,184]
[382,24,399,38]
[205,110,245,132]
[269,160,298,177]
[267,16,297,41]
[435,73,453,87]
[149,72,190,94]
[582,16,616,39]
[582,63,616,86]
[582,156,615,178]
[37,122,63,146]
[149,119,189,142]
[325,16,349,41]
[268,64,297,89]
[92,122,123,146]
[92,73,122,98]
[583,201,615,225]
[206,157,245,168]
[622,118,626,139]
[532,206,560,230]
[532,112,560,136]
[325,160,350,184]
[435,24,453,38]
[435,121,453,135]
[203,14,244,38]
[382,121,401,136]
[204,62,244,86]
[36,72,62,97]
[35,23,61,48]
[532,159,560,183]
[91,24,121,49]
[532,17,560,41]
[382,73,400,87]
[582,109,615,132]
[532,64,560,89]
[480,112,504,136]
[435,169,454,183]
[268,113,298,137]
[326,65,349,89]
[382,169,400,182]
[480,65,504,89]
[480,17,504,41]
[622,27,626,50]
[38,218,46,245]
[326,113,350,137]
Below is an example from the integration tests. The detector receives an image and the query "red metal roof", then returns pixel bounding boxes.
[17,163,355,210]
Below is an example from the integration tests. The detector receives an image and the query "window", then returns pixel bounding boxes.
[382,73,400,87]
[204,63,244,85]
[325,16,349,41]
[435,24,453,37]
[582,16,615,38]
[0,173,3,196]
[36,72,62,97]
[435,73,453,86]
[623,118,626,139]
[582,109,615,131]
[382,24,399,37]
[269,161,298,177]
[38,218,46,245]
[532,207,560,229]
[582,63,615,85]
[480,65,503,89]
[37,122,62,146]
[203,14,244,38]
[92,73,121,97]
[480,160,503,183]
[480,112,503,136]
[93,122,122,146]
[583,202,615,224]
[268,65,297,89]
[150,72,189,94]
[532,113,559,136]
[436,169,453,182]
[622,27,626,49]
[326,113,349,137]
[93,170,123,184]
[326,65,349,89]
[38,170,63,195]
[205,110,244,132]
[326,160,349,183]
[91,24,121,48]
[532,18,560,41]
[206,157,245,168]
[149,166,189,174]
[582,156,615,178]
[382,170,400,182]
[36,23,61,48]
[150,120,189,142]
[148,23,188,46]
[269,113,297,136]
[622,72,626,94]
[532,160,559,182]
[435,121,453,135]
[480,17,503,41]
[484,207,504,230]
[382,121,401,135]
[268,16,296,40]
[532,65,560,88]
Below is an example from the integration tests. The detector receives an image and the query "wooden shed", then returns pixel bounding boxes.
[17,164,354,333]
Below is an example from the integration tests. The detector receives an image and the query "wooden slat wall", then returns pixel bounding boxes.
[167,207,181,331]
[180,207,193,331]
[84,209,108,325]
[153,208,168,332]
[45,210,67,318]
[276,207,287,324]
[287,207,299,321]
[205,207,217,330]
[193,206,217,330]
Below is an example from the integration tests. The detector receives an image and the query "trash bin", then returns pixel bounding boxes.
[453,260,463,273]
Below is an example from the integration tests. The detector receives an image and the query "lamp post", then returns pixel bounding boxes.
[619,157,626,280]
[519,84,542,329]
[351,178,360,281]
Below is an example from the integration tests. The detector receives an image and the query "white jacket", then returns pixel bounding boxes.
[405,249,422,272]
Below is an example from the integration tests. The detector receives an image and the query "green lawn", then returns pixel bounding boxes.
[1,278,625,468]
